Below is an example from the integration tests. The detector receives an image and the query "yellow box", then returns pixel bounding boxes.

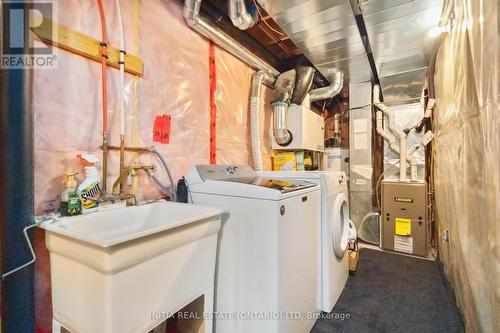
[273,152,296,171]
[348,250,359,272]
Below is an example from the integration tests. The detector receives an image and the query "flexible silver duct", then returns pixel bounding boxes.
[291,66,316,105]
[250,71,274,171]
[183,0,278,77]
[309,69,344,102]
[271,69,296,146]
[183,0,279,169]
[228,0,257,30]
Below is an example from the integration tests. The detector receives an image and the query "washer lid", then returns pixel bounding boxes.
[332,192,350,258]
[228,177,317,194]
[190,165,316,194]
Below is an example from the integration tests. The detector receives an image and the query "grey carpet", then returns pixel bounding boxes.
[311,248,464,333]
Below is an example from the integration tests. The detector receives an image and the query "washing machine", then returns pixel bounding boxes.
[186,165,321,333]
[259,170,351,312]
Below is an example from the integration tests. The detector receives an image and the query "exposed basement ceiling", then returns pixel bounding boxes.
[203,0,304,71]
[201,0,443,98]
[257,0,373,84]
[359,0,443,99]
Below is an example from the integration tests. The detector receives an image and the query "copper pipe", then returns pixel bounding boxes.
[102,145,151,153]
[112,165,155,197]
[102,133,109,192]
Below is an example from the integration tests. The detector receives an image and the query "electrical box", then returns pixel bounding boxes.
[381,181,428,257]
[272,104,325,152]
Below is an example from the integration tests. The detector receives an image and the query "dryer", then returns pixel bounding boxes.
[259,170,351,312]
[186,165,321,333]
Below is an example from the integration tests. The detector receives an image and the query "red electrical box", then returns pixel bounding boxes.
[153,115,171,144]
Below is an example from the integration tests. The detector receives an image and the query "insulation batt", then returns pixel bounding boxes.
[32,0,274,330]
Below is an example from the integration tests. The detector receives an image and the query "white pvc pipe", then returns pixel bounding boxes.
[399,136,407,182]
[373,85,408,182]
[376,111,399,153]
[410,158,417,180]
[376,111,418,181]
[115,0,125,136]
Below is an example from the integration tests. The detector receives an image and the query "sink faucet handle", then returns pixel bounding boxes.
[127,171,133,186]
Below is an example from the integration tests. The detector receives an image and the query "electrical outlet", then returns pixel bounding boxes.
[422,130,434,145]
[422,131,434,146]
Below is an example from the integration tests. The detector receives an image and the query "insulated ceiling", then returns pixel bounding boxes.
[257,0,373,84]
[359,0,443,99]
[256,0,443,99]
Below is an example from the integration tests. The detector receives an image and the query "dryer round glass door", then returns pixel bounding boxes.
[332,192,350,258]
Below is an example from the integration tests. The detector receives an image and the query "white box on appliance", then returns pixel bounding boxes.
[272,104,325,152]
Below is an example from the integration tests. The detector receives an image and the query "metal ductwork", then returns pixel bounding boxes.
[228,0,257,30]
[271,69,296,146]
[309,69,344,102]
[183,0,278,171]
[272,102,292,146]
[183,0,278,78]
[291,66,316,105]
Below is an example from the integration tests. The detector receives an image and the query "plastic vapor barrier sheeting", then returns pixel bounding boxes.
[33,0,274,213]
[32,0,275,330]
[433,0,499,332]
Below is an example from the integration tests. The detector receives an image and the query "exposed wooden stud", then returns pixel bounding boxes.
[256,23,292,57]
[33,19,143,76]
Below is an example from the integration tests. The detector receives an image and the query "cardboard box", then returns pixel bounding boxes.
[295,151,305,171]
[273,152,296,171]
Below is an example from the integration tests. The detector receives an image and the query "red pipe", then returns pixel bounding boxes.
[96,0,109,191]
[209,41,217,164]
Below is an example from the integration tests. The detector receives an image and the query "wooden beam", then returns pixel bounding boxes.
[33,19,143,76]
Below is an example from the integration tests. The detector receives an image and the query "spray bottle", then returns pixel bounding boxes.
[77,154,102,214]
[60,173,81,216]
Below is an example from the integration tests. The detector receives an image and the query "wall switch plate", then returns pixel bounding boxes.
[443,229,449,241]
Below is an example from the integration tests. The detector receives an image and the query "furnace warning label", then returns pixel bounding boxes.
[395,218,411,236]
[394,236,413,254]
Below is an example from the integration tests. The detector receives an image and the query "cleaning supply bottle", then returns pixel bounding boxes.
[60,173,81,216]
[77,153,102,214]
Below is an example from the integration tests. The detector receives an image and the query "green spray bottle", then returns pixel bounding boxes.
[60,173,81,216]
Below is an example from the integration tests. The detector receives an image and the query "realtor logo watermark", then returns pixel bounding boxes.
[1,0,58,69]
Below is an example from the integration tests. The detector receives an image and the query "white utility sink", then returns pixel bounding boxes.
[41,200,222,333]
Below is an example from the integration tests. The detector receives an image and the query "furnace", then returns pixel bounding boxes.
[381,181,428,257]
